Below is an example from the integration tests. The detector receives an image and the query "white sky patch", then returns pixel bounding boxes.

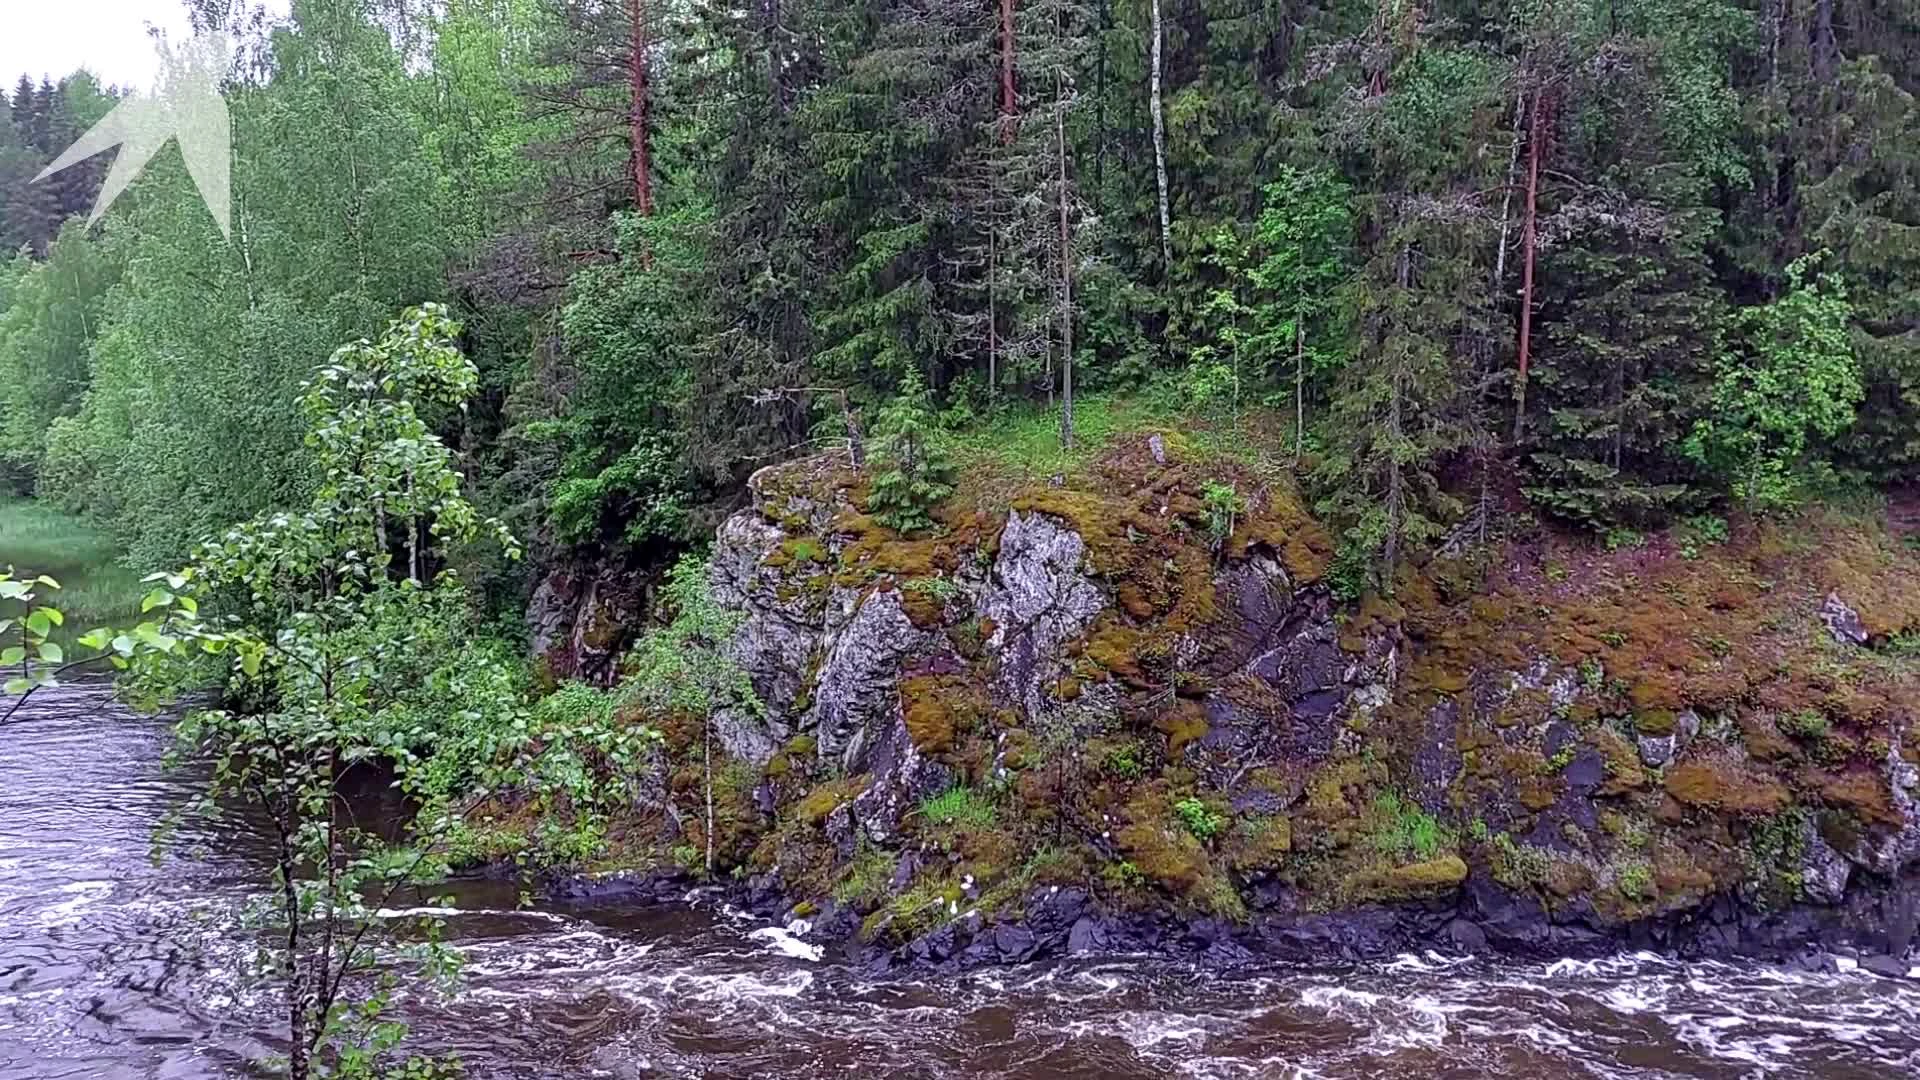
[0,0,287,92]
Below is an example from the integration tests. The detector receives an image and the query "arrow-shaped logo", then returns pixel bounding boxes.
[33,32,233,240]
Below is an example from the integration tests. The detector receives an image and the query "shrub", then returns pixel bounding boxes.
[1174,796,1225,840]
[1200,480,1245,548]
[1616,861,1654,899]
[1777,709,1829,741]
[1371,792,1448,860]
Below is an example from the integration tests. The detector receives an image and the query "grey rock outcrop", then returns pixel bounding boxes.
[980,510,1107,721]
[1637,709,1700,768]
[1837,745,1920,877]
[1820,592,1869,646]
[807,588,932,770]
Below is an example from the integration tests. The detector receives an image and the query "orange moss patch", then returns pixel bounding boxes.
[1085,621,1148,685]
[1821,770,1902,827]
[900,674,988,756]
[1154,700,1210,761]
[901,676,957,754]
[1664,761,1790,817]
[1737,713,1799,763]
[1591,728,1649,796]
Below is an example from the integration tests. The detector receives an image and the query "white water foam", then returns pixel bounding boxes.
[747,924,823,962]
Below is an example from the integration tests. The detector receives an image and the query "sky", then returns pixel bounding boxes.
[0,0,286,93]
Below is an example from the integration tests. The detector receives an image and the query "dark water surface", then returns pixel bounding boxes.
[3,683,1918,1079]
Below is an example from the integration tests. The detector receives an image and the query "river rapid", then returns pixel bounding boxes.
[2,682,1917,1079]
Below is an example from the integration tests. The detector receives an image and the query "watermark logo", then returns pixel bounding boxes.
[33,33,232,240]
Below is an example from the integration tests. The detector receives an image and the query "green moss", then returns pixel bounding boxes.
[794,776,869,825]
[1223,815,1293,871]
[862,881,960,943]
[1363,855,1469,900]
[1635,710,1678,737]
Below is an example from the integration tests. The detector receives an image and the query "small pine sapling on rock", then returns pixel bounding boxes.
[867,370,955,535]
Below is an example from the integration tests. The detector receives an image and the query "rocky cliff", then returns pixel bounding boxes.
[570,435,1920,970]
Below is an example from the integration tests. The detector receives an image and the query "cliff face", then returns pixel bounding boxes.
[624,435,1920,967]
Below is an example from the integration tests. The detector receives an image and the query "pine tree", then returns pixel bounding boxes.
[1520,4,1731,529]
[867,369,955,534]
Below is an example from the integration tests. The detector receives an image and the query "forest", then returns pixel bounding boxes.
[0,0,1912,600]
[1,2,1918,1073]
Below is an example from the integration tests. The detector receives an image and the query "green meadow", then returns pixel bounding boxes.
[0,499,146,640]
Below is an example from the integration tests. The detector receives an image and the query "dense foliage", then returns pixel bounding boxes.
[0,0,1914,588]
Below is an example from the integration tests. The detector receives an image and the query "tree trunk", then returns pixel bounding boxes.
[277,812,309,1080]
[840,390,865,467]
[1149,0,1173,272]
[988,221,999,399]
[1000,0,1017,143]
[627,0,653,215]
[1294,320,1305,459]
[1493,79,1526,290]
[765,0,785,114]
[1513,86,1544,445]
[703,715,714,876]
[1812,0,1836,82]
[405,470,420,584]
[1056,66,1075,451]
[1094,0,1110,195]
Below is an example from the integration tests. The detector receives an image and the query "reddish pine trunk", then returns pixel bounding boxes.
[1513,87,1543,444]
[999,0,1016,142]
[627,0,653,216]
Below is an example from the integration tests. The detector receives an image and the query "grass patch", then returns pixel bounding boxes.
[0,499,145,641]
[1370,792,1450,861]
[947,392,1149,481]
[916,786,997,829]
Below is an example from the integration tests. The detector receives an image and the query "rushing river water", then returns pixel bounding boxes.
[3,682,1918,1079]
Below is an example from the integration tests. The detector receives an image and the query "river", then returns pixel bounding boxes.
[2,682,1917,1079]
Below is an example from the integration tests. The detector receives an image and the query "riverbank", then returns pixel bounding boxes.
[0,498,144,643]
[5,678,1918,1079]
[503,425,1920,981]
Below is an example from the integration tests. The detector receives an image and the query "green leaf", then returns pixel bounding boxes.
[76,628,110,650]
[0,581,29,600]
[24,611,50,637]
[37,641,62,664]
[141,588,174,613]
[4,677,29,695]
[111,635,135,657]
[0,646,23,666]
[34,606,63,626]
